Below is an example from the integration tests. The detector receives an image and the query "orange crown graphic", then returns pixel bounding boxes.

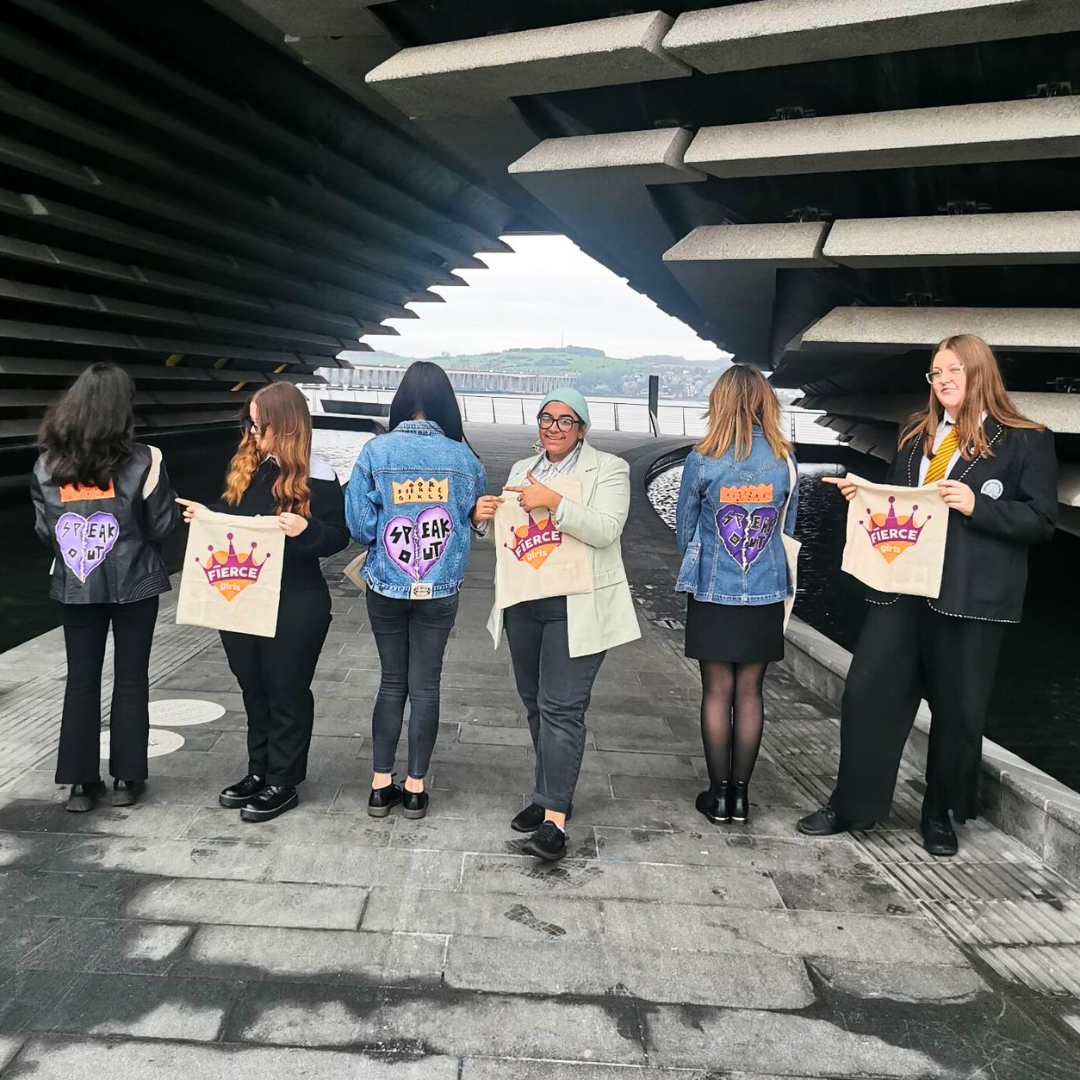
[506,515,562,570]
[719,483,773,504]
[198,532,270,600]
[861,497,930,564]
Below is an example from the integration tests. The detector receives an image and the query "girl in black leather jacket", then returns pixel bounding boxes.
[30,363,179,812]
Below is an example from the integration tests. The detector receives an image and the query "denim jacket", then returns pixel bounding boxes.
[675,431,798,605]
[345,421,487,598]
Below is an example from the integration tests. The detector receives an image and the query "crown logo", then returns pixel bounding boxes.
[198,533,270,600]
[719,483,773,505]
[861,497,930,564]
[506,515,562,570]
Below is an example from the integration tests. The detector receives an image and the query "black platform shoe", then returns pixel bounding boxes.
[403,788,429,820]
[695,782,730,825]
[240,784,298,822]
[921,813,958,857]
[219,774,266,809]
[521,821,567,862]
[511,802,573,833]
[796,805,875,837]
[730,782,750,824]
[368,782,403,818]
[111,780,146,807]
[66,780,106,813]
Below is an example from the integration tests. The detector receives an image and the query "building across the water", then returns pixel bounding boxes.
[320,366,577,395]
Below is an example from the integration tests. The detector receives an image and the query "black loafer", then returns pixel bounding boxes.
[111,779,146,807]
[368,783,403,818]
[695,783,730,825]
[66,780,107,813]
[511,802,573,833]
[921,813,958,857]
[403,789,429,820]
[796,805,874,837]
[240,785,298,822]
[521,821,566,862]
[220,774,266,809]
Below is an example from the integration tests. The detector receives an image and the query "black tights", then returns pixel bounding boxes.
[698,660,769,785]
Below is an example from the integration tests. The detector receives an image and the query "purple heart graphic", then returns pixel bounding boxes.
[715,504,779,571]
[55,511,120,583]
[414,505,453,579]
[383,515,420,581]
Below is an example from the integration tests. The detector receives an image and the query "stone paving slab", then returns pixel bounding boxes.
[2,429,1080,1077]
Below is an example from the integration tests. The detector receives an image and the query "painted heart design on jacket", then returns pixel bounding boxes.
[383,507,454,581]
[715,504,778,570]
[56,511,120,583]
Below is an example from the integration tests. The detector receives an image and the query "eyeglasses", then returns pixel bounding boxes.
[242,417,261,435]
[926,364,964,386]
[538,413,581,433]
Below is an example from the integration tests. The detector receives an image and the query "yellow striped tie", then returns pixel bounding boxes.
[924,427,959,484]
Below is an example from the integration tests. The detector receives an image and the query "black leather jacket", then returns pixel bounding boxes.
[31,443,180,604]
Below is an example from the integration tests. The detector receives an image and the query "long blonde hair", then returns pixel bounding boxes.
[223,382,312,515]
[899,334,1044,460]
[696,365,792,461]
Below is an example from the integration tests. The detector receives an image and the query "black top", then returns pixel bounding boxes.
[212,454,349,593]
[873,421,1058,622]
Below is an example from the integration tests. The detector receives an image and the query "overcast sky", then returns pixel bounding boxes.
[360,234,729,362]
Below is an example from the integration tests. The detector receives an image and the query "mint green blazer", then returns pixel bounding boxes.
[486,440,641,658]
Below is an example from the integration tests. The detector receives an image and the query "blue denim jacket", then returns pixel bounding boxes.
[345,421,487,598]
[674,431,798,605]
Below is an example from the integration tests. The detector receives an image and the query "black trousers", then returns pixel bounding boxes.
[221,586,331,786]
[832,596,1006,824]
[56,597,160,785]
[504,596,606,814]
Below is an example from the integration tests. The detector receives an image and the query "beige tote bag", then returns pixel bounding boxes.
[176,509,285,637]
[781,456,800,631]
[841,475,949,598]
[493,476,594,610]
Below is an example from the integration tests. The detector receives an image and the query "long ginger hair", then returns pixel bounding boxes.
[223,382,312,515]
[899,334,1044,460]
[696,365,792,462]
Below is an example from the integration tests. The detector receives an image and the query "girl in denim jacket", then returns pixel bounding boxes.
[345,362,487,820]
[675,366,798,827]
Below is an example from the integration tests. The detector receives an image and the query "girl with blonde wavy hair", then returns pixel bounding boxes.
[675,365,799,828]
[177,382,349,822]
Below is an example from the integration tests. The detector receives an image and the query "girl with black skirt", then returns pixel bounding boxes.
[674,366,798,826]
[177,382,349,822]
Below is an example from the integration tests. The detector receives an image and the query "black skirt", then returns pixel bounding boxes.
[684,596,785,663]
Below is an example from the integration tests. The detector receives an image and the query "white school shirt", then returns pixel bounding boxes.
[916,412,988,484]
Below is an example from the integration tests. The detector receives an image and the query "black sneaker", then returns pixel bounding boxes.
[511,802,573,833]
[521,821,567,862]
[111,779,146,807]
[220,774,266,809]
[796,805,874,837]
[403,789,429,820]
[368,782,403,818]
[240,785,298,822]
[66,780,106,813]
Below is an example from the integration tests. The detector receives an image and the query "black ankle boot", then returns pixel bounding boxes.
[730,782,749,824]
[695,781,730,825]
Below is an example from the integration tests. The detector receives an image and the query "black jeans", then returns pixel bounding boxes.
[504,596,606,814]
[221,586,331,786]
[366,589,459,780]
[832,597,1006,824]
[56,597,160,785]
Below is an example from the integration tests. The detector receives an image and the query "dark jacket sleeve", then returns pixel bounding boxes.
[966,428,1058,544]
[289,477,350,558]
[29,465,52,548]
[884,442,910,486]
[144,453,181,544]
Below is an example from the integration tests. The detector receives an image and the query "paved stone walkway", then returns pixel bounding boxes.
[1,428,1079,1078]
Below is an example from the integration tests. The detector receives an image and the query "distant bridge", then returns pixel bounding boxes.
[320,365,577,394]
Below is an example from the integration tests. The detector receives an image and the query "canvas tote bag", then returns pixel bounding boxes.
[781,455,800,631]
[493,475,594,610]
[841,475,949,598]
[176,509,285,637]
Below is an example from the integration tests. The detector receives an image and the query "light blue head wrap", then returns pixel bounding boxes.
[538,388,591,430]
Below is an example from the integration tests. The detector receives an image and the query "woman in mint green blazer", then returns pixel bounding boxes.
[474,390,639,862]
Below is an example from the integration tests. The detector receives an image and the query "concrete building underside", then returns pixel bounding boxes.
[2,0,1079,531]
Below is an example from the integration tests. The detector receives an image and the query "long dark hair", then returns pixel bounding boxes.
[389,361,465,442]
[39,362,135,487]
